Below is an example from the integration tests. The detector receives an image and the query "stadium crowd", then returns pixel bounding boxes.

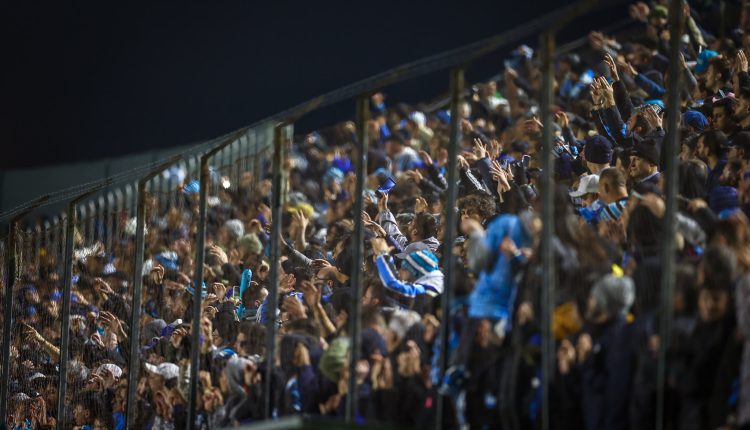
[5,0,750,428]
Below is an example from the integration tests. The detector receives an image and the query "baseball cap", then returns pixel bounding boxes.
[695,50,718,74]
[569,174,600,198]
[144,362,179,380]
[96,363,123,379]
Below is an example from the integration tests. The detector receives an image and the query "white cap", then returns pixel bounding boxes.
[96,363,123,379]
[409,111,426,128]
[569,174,600,198]
[144,362,180,380]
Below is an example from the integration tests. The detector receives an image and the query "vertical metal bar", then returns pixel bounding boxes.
[34,223,41,269]
[88,201,97,244]
[52,216,61,256]
[265,123,286,419]
[345,96,370,422]
[125,179,149,429]
[0,229,17,422]
[539,31,556,430]
[656,0,683,428]
[57,204,76,430]
[255,128,262,185]
[114,190,124,246]
[98,197,106,245]
[106,195,115,251]
[125,184,134,218]
[78,204,87,246]
[234,139,242,191]
[435,67,464,430]
[187,155,209,430]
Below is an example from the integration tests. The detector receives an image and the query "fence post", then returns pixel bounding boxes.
[435,67,464,430]
[124,178,149,429]
[264,122,287,419]
[345,95,370,423]
[56,202,77,430]
[184,152,209,430]
[125,157,179,428]
[58,184,110,430]
[656,0,683,428]
[539,30,556,430]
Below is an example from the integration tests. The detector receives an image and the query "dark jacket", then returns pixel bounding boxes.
[580,317,635,430]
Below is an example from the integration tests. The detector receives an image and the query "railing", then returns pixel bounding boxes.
[0,0,684,429]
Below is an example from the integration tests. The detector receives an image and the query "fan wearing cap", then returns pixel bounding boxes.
[145,362,180,392]
[583,135,612,174]
[683,110,709,134]
[579,167,630,224]
[370,237,444,302]
[570,174,600,208]
[629,138,661,185]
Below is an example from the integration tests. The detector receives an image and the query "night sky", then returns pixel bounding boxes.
[3,0,621,170]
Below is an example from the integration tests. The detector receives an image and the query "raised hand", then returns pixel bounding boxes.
[473,138,488,160]
[597,76,614,106]
[457,155,470,171]
[212,282,227,301]
[369,237,391,255]
[488,139,502,159]
[377,190,389,213]
[311,259,332,269]
[555,111,569,129]
[414,197,428,214]
[93,277,115,297]
[523,117,543,137]
[418,150,433,166]
[292,210,309,233]
[299,280,321,308]
[604,54,619,82]
[616,57,637,77]
[738,50,749,73]
[590,78,603,105]
[282,296,307,320]
[405,170,423,183]
[641,105,663,130]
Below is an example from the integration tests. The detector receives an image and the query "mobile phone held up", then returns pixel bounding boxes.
[377,177,396,194]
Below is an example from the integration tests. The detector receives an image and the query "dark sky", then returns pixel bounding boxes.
[3,0,619,169]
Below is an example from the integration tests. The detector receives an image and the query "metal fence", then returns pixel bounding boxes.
[0,0,685,429]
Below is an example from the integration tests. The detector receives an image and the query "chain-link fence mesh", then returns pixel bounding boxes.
[4,218,65,428]
[0,235,7,423]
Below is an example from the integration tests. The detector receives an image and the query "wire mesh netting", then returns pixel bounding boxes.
[51,190,134,429]
[5,219,66,428]
[0,235,7,420]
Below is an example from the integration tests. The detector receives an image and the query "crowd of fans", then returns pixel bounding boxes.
[5,0,750,428]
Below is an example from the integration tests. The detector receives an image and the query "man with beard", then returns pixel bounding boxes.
[696,130,729,192]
